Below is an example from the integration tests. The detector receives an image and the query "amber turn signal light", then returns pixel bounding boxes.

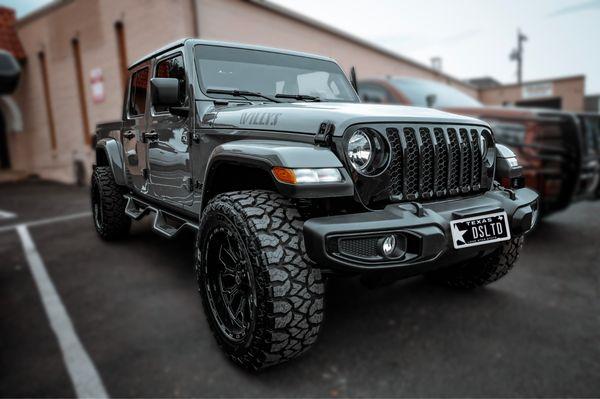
[272,167,297,184]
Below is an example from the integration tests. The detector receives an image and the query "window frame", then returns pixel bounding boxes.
[126,65,150,119]
[151,51,187,117]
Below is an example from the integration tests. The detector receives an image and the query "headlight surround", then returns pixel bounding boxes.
[346,128,389,176]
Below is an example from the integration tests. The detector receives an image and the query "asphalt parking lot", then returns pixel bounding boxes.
[1,180,599,397]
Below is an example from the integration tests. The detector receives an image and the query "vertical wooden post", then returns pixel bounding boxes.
[71,38,91,145]
[114,21,128,94]
[38,51,57,150]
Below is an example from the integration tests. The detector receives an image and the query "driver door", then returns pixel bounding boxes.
[146,51,194,208]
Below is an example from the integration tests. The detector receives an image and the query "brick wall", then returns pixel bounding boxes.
[9,0,195,182]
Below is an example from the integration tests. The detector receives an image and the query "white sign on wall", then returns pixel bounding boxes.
[90,68,105,104]
[521,82,553,99]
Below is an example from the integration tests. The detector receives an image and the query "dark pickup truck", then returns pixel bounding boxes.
[359,77,599,215]
[93,39,538,370]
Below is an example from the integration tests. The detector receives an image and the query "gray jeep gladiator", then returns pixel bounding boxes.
[93,39,539,370]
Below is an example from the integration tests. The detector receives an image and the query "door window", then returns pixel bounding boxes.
[129,67,149,117]
[154,55,186,112]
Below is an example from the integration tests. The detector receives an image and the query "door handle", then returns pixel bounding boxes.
[143,130,158,141]
[123,130,135,139]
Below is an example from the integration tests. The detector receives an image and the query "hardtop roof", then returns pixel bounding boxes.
[128,38,335,70]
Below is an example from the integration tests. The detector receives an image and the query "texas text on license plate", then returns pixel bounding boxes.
[450,211,511,249]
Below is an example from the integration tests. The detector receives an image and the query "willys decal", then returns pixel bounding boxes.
[240,112,282,126]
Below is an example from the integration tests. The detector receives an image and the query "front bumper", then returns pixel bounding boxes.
[303,188,539,273]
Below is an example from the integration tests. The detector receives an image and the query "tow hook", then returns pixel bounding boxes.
[398,201,426,217]
[494,181,517,200]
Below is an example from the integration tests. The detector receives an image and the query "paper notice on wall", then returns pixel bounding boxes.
[90,68,105,104]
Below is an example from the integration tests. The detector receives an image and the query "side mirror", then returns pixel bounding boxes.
[425,94,437,108]
[0,50,21,95]
[151,77,180,108]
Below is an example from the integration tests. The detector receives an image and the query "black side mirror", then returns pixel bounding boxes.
[151,77,180,107]
[0,50,21,95]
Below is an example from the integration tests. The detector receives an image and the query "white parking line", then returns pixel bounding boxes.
[0,211,91,233]
[0,209,17,220]
[16,224,108,398]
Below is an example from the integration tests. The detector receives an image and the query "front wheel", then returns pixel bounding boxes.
[428,237,524,288]
[195,190,325,370]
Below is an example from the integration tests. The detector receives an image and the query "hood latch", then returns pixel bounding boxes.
[314,120,335,147]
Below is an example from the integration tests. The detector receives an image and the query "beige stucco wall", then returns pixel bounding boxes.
[195,0,478,98]
[10,0,195,182]
[478,76,585,112]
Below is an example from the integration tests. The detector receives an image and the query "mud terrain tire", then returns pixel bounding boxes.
[428,237,524,288]
[91,166,131,240]
[196,190,325,370]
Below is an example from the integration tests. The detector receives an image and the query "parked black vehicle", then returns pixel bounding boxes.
[93,39,538,370]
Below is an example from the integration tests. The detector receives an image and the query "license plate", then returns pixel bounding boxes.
[450,211,511,249]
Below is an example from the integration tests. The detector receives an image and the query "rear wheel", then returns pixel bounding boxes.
[428,237,524,288]
[196,190,325,370]
[91,166,131,240]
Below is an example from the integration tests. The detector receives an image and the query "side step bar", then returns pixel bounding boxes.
[124,194,198,238]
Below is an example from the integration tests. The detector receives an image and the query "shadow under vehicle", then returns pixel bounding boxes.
[93,39,538,370]
[358,77,598,215]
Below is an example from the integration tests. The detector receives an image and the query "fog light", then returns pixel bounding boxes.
[382,235,396,256]
[377,234,406,259]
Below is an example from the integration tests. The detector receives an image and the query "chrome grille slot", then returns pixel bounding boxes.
[384,125,487,201]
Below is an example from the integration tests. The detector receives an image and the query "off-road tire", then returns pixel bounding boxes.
[428,237,524,288]
[91,166,131,240]
[196,190,325,370]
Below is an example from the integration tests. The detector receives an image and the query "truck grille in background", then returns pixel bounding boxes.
[385,126,487,201]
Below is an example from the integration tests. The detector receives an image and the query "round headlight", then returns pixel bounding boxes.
[347,130,373,171]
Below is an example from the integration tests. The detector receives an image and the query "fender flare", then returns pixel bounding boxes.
[96,138,126,186]
[201,139,354,207]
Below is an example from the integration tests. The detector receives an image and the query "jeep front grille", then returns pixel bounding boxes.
[385,126,489,201]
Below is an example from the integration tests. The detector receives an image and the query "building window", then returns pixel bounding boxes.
[38,51,57,150]
[71,38,91,145]
[129,68,149,117]
[114,21,128,94]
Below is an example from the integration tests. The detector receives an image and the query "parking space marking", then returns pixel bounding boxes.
[16,225,108,398]
[0,211,91,233]
[0,209,17,220]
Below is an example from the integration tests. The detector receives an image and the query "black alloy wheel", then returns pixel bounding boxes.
[202,224,257,344]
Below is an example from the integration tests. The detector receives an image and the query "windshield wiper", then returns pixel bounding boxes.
[206,88,281,103]
[275,94,321,102]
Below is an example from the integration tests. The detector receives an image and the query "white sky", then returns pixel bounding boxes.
[4,0,600,94]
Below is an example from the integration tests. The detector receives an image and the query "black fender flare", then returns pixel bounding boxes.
[95,138,126,186]
[201,139,354,207]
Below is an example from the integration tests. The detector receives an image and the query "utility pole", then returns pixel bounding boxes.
[510,29,527,85]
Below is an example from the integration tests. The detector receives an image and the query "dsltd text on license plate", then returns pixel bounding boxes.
[450,211,511,249]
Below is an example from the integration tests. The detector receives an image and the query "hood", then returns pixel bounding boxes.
[207,102,488,135]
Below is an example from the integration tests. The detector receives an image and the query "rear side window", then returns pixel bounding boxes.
[154,55,186,112]
[129,67,149,116]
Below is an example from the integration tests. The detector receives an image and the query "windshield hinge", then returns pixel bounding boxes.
[315,120,335,147]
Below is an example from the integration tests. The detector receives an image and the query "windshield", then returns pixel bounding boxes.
[194,44,358,102]
[390,78,482,108]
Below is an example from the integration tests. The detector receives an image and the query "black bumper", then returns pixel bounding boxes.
[303,188,539,273]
